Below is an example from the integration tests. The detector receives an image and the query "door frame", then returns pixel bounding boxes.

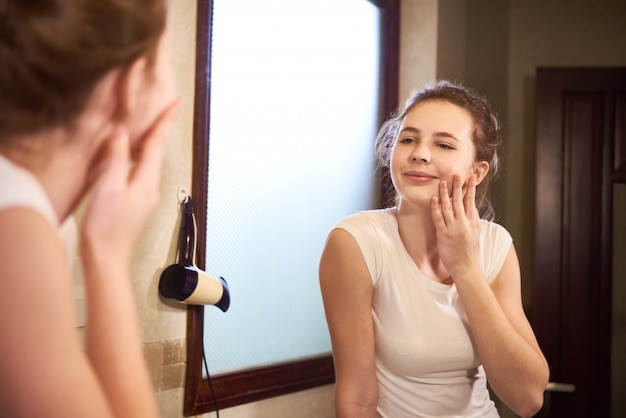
[533,67,626,417]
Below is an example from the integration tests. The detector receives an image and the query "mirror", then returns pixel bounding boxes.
[185,0,399,414]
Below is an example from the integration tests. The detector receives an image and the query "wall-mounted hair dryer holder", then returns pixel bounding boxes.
[158,196,230,312]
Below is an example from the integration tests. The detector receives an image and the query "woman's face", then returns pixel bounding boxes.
[127,28,177,154]
[390,99,483,207]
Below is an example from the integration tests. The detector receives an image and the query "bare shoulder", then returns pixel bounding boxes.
[490,243,521,298]
[320,227,373,305]
[0,207,105,414]
[0,207,66,268]
[0,207,77,347]
[323,227,362,257]
[320,228,370,280]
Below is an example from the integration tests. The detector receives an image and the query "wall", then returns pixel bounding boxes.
[139,0,196,415]
[134,1,626,417]
[504,0,626,305]
[137,1,336,417]
[398,0,439,103]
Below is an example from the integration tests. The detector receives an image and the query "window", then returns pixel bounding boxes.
[185,1,399,415]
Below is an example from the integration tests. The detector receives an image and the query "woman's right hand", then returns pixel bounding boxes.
[80,99,181,270]
[430,174,482,281]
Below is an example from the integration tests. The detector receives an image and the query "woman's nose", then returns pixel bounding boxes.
[411,144,431,163]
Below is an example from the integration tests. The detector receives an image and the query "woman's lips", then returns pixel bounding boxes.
[405,171,436,183]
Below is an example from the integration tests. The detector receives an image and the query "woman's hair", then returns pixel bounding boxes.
[375,80,501,219]
[0,0,167,140]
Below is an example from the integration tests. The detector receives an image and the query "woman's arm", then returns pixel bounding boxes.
[453,246,549,417]
[431,175,549,417]
[0,100,179,417]
[319,228,379,418]
[0,210,114,417]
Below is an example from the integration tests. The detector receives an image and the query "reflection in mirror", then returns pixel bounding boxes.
[185,0,399,414]
[204,0,381,374]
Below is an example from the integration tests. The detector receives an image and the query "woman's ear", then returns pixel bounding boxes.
[112,57,147,122]
[472,161,490,184]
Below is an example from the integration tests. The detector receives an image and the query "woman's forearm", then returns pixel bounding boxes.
[453,265,548,417]
[83,256,159,418]
[335,380,378,418]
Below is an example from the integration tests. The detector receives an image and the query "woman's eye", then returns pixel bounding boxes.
[400,137,414,144]
[437,143,453,150]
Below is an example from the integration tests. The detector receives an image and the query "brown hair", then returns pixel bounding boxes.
[375,80,501,219]
[0,0,166,140]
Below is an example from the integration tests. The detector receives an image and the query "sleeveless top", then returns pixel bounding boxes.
[0,154,77,261]
[335,208,512,417]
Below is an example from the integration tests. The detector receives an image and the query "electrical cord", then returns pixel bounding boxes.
[202,337,220,418]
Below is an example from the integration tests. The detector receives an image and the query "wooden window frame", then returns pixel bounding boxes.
[184,0,399,415]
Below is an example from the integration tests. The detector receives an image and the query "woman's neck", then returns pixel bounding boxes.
[395,199,451,283]
[5,123,108,224]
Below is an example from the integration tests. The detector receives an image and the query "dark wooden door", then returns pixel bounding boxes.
[533,67,626,418]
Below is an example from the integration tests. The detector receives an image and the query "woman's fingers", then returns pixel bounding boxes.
[82,99,181,264]
[433,174,482,229]
[438,175,464,222]
[439,180,454,223]
[432,174,482,276]
[451,174,465,215]
[464,174,477,218]
[431,195,446,230]
[130,99,181,191]
[86,128,132,217]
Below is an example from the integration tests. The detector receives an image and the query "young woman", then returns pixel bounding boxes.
[0,1,180,416]
[320,81,549,418]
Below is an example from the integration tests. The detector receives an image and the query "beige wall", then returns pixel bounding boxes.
[137,2,336,417]
[504,0,626,305]
[133,1,626,417]
[399,0,439,103]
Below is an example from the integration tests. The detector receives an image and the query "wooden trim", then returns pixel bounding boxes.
[615,93,626,175]
[187,356,334,415]
[190,0,212,269]
[185,1,400,415]
[184,0,212,413]
[378,0,400,208]
[184,305,205,416]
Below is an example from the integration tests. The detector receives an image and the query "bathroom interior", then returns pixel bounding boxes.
[68,0,626,417]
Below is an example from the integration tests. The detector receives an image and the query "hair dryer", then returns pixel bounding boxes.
[158,197,230,312]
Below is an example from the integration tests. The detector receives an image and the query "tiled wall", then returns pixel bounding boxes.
[145,339,186,393]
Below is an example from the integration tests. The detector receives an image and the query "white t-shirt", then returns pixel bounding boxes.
[0,155,77,260]
[335,208,512,418]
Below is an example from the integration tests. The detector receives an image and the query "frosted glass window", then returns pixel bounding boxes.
[204,0,381,374]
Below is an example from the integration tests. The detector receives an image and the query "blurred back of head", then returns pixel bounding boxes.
[0,0,166,141]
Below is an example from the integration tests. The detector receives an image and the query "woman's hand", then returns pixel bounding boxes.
[430,174,481,279]
[81,99,181,270]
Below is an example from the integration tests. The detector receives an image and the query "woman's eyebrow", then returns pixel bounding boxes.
[433,131,460,142]
[400,126,460,142]
[399,126,419,135]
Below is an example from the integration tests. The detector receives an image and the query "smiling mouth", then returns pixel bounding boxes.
[405,172,436,182]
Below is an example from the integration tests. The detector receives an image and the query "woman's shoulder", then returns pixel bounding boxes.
[332,208,399,257]
[330,208,399,285]
[335,207,397,229]
[479,219,513,242]
[0,155,58,226]
[479,219,514,282]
